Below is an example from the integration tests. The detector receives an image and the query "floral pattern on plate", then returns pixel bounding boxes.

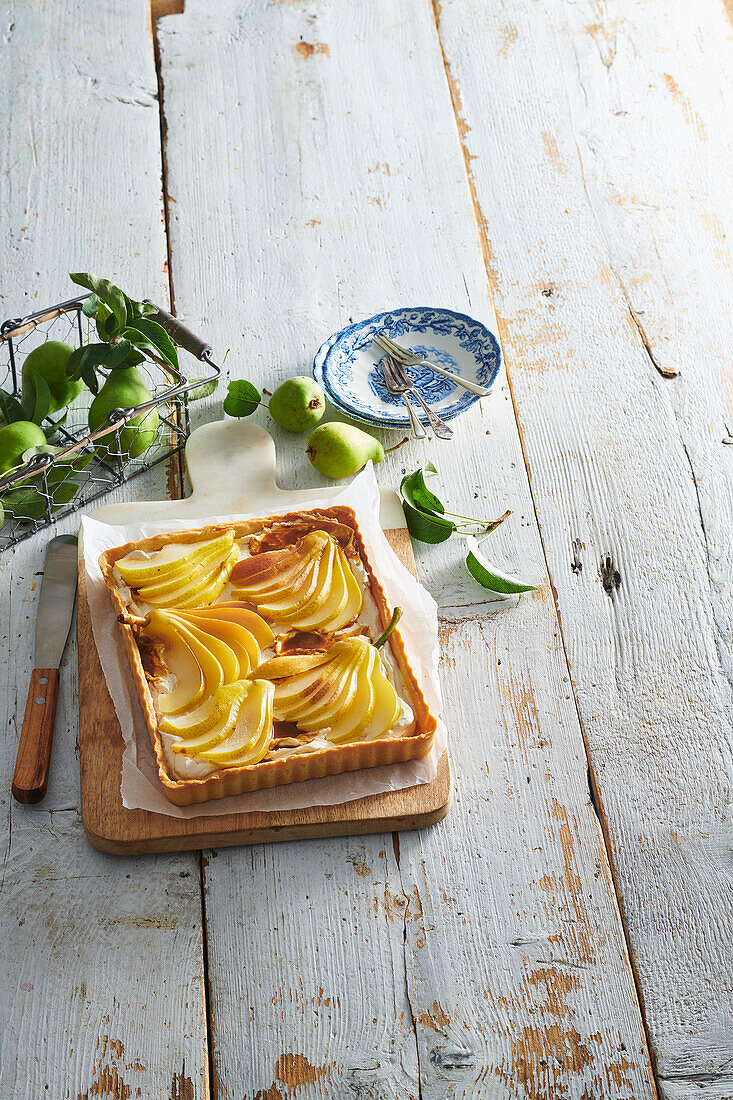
[313,306,501,428]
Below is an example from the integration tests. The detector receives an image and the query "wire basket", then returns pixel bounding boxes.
[0,294,219,551]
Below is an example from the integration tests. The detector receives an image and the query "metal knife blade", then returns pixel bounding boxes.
[35,534,78,669]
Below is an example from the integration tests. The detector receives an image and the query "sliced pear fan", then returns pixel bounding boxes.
[266,636,400,744]
[135,542,239,609]
[149,615,206,715]
[231,532,362,632]
[160,681,248,737]
[116,531,235,586]
[198,680,274,766]
[168,682,248,755]
[145,606,274,717]
[168,615,240,683]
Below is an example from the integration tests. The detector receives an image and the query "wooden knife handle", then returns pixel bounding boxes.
[12,668,60,804]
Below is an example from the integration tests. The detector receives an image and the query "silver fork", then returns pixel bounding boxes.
[379,356,426,439]
[373,332,492,397]
[383,356,454,439]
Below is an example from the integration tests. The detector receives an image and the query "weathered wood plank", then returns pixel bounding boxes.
[158,1,656,1095]
[430,0,733,1089]
[0,1,207,1094]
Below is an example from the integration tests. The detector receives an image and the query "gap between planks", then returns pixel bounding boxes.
[426,0,661,1092]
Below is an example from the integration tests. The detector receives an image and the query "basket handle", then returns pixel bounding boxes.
[145,303,213,362]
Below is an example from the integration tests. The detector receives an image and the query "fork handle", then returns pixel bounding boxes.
[402,394,426,439]
[408,388,453,439]
[422,361,492,397]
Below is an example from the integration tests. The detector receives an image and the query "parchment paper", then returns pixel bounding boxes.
[81,463,447,819]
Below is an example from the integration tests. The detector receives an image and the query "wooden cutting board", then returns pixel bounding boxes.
[78,421,451,854]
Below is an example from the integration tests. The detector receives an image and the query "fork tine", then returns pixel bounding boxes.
[373,333,397,359]
[378,333,409,361]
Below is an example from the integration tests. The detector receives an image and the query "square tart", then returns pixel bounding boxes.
[99,506,437,805]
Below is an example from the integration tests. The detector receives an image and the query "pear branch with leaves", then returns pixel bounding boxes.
[65,273,179,395]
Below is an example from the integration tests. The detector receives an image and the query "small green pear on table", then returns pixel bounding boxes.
[268,376,325,432]
[306,422,400,479]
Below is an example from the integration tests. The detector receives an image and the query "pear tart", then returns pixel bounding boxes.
[100,507,437,805]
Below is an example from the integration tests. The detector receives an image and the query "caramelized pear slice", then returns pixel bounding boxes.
[270,539,336,626]
[167,614,240,683]
[148,615,205,716]
[117,532,235,587]
[198,680,274,766]
[251,543,325,618]
[295,544,362,631]
[229,545,300,590]
[228,536,327,598]
[322,647,379,742]
[347,663,400,743]
[272,653,352,721]
[132,535,233,598]
[159,681,248,737]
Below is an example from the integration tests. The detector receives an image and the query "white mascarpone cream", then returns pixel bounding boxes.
[120,534,416,778]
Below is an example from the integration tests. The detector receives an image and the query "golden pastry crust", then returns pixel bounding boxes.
[99,507,437,805]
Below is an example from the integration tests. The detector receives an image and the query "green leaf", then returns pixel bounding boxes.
[0,388,24,427]
[81,356,100,395]
[70,274,127,336]
[401,462,446,516]
[465,535,536,594]
[187,376,219,401]
[123,293,157,321]
[402,500,455,543]
[65,342,111,385]
[95,302,114,341]
[81,294,99,318]
[223,379,261,418]
[44,410,69,441]
[120,347,145,368]
[103,338,132,370]
[20,372,51,424]
[126,318,178,368]
[399,464,455,543]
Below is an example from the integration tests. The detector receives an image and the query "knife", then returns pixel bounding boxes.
[12,534,78,804]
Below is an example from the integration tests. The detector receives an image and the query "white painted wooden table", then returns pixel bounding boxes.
[1,1,731,1097]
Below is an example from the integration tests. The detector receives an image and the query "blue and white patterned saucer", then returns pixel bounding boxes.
[313,306,501,429]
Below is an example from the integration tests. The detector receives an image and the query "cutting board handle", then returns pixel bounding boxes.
[12,668,60,804]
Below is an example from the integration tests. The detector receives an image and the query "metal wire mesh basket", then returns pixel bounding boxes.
[0,294,219,551]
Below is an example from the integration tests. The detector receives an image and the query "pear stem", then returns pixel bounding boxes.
[384,437,409,455]
[374,607,402,649]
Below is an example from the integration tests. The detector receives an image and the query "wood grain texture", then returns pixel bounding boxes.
[157,0,656,1095]
[78,529,451,854]
[0,1,207,1095]
[429,0,733,1090]
[12,667,60,804]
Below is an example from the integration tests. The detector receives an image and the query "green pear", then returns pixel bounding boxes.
[21,340,83,414]
[269,376,326,433]
[0,421,48,475]
[306,423,385,479]
[88,366,159,462]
